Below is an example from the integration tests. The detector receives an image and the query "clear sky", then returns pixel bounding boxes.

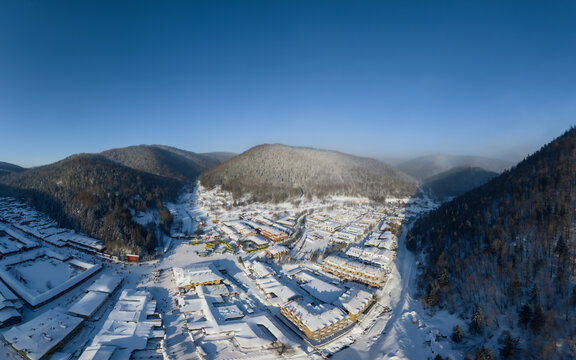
[1,0,575,167]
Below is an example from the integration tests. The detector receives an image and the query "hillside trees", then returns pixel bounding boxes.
[407,127,576,355]
[0,154,182,255]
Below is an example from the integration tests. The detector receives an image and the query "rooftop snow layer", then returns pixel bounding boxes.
[68,291,110,318]
[87,274,123,294]
[2,308,84,360]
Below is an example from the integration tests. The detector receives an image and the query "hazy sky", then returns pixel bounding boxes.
[1,1,575,167]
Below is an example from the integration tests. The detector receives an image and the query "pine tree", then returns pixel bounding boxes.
[518,304,533,329]
[451,325,463,343]
[475,346,495,360]
[499,331,519,358]
[470,305,484,334]
[531,303,545,334]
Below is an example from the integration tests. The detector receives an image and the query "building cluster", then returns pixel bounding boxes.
[68,274,123,319]
[173,259,299,353]
[79,289,164,360]
[0,280,22,328]
[0,197,111,258]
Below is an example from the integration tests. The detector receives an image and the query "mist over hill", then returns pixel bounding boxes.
[422,166,498,200]
[200,144,418,203]
[407,127,576,357]
[398,154,513,180]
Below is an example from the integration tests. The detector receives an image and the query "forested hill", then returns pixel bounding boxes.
[407,127,576,357]
[0,161,26,174]
[199,144,418,203]
[100,145,224,181]
[0,154,182,256]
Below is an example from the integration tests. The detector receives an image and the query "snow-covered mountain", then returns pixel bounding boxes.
[200,144,418,203]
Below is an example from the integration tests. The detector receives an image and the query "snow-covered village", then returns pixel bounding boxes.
[0,184,473,360]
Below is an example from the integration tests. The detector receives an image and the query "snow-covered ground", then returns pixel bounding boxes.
[332,226,464,360]
[0,187,470,360]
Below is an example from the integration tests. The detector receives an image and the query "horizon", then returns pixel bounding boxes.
[2,1,575,167]
[0,139,548,169]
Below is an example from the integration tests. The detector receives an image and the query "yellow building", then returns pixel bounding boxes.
[322,255,385,288]
[281,300,350,341]
[172,264,223,290]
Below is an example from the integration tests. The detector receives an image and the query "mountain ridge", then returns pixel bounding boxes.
[0,161,26,174]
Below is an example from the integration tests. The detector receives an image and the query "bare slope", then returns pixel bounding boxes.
[200,144,418,202]
[398,154,513,180]
[408,127,576,357]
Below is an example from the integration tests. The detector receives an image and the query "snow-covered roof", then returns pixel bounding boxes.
[0,224,39,254]
[254,277,300,305]
[298,271,343,304]
[338,288,374,315]
[244,235,269,246]
[197,283,237,297]
[248,260,275,278]
[345,246,363,258]
[87,274,123,294]
[173,263,223,288]
[0,248,102,307]
[216,305,244,320]
[82,289,157,358]
[68,291,110,318]
[284,300,349,332]
[176,295,204,313]
[267,244,289,256]
[61,232,105,251]
[2,308,84,360]
[257,224,287,236]
[78,345,116,360]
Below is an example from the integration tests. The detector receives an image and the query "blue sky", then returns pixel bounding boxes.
[1,1,575,167]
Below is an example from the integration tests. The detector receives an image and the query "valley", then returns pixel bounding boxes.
[0,181,447,360]
[1,129,575,359]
